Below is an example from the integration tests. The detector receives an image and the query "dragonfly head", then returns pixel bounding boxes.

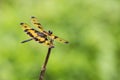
[48,30,53,35]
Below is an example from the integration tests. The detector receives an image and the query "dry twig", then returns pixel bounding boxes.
[39,38,54,80]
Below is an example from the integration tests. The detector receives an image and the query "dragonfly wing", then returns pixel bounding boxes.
[50,34,69,44]
[31,16,44,32]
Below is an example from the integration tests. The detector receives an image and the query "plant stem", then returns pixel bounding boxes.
[39,47,52,80]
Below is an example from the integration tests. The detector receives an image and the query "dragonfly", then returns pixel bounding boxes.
[20,16,69,48]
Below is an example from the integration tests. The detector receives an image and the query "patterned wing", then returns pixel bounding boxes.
[50,34,69,44]
[31,16,44,32]
[30,16,69,44]
[20,23,54,47]
[47,31,69,44]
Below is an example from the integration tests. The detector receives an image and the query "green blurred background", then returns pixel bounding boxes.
[0,0,120,80]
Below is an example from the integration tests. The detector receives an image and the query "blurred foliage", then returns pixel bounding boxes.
[0,0,120,80]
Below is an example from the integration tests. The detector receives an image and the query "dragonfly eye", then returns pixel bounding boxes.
[48,30,53,35]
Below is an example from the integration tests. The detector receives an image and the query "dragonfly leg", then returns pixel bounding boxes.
[21,38,33,43]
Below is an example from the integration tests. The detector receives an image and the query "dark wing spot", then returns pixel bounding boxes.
[27,32,34,37]
[38,26,41,28]
[20,23,24,25]
[24,29,29,32]
[36,23,41,25]
[31,28,35,30]
[64,41,69,44]
[24,26,27,28]
[31,16,35,18]
[54,36,58,39]
[33,37,39,41]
